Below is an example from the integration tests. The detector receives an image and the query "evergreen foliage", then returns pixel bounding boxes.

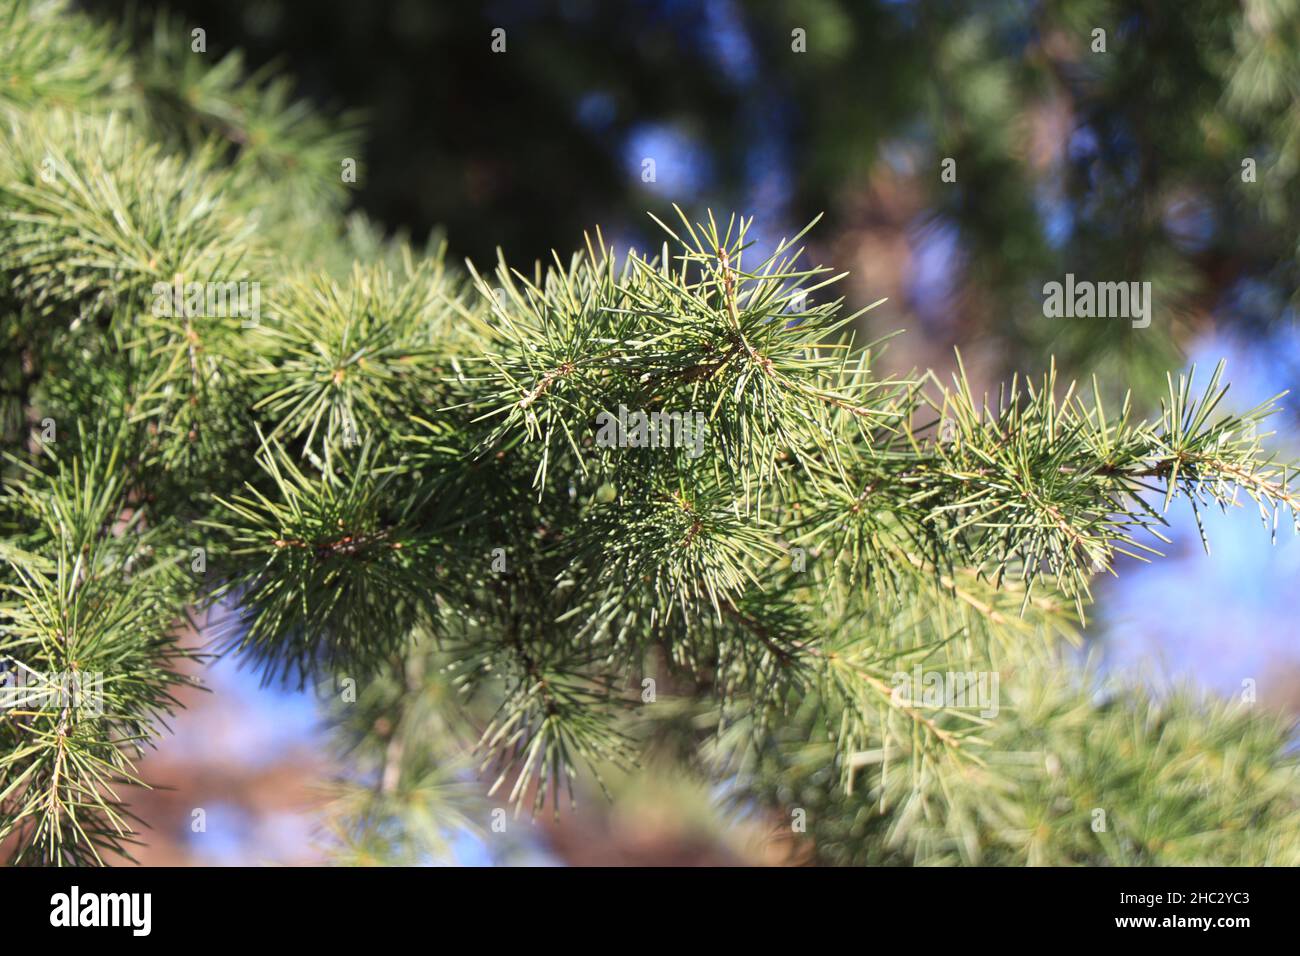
[1,0,1298,865]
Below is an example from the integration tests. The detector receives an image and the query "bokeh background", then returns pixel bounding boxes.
[75,0,1300,865]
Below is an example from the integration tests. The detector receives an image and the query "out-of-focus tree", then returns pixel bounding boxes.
[80,0,1300,394]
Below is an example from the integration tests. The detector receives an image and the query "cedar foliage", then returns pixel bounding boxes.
[2,0,1299,865]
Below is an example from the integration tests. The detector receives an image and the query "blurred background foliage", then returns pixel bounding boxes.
[59,0,1300,865]
[82,0,1300,396]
